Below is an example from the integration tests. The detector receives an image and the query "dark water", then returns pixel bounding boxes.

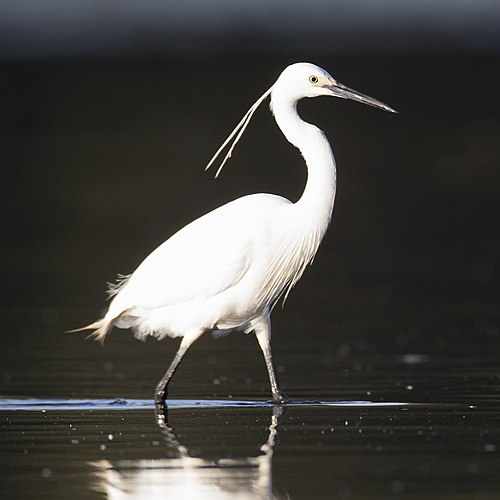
[2,399,500,499]
[1,55,500,498]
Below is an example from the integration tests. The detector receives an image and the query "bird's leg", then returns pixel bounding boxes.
[155,331,202,407]
[254,315,290,404]
[155,345,187,406]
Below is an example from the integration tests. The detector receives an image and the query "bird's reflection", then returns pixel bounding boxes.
[91,404,287,499]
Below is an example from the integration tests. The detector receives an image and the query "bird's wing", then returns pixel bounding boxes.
[110,194,289,313]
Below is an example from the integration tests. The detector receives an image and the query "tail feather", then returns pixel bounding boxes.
[66,319,113,345]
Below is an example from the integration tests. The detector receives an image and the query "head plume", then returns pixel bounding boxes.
[204,84,274,178]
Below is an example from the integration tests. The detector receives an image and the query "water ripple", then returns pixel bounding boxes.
[0,398,411,411]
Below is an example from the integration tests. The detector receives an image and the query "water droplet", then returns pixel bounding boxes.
[41,468,52,478]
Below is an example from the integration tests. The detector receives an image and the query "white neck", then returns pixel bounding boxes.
[270,95,337,236]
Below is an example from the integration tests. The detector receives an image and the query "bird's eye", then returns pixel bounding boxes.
[309,75,319,84]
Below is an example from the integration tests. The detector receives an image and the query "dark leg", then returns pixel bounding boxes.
[155,344,188,405]
[155,331,202,406]
[254,315,290,404]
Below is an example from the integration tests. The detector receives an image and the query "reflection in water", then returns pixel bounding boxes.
[91,405,287,499]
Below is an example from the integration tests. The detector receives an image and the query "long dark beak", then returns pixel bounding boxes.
[329,81,397,113]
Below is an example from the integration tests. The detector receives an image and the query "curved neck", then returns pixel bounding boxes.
[271,96,337,231]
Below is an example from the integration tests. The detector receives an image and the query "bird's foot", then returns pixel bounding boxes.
[271,392,290,405]
[155,382,168,406]
[154,387,168,429]
[155,403,168,429]
[155,395,166,407]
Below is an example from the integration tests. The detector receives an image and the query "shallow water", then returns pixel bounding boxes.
[2,56,500,498]
[2,301,500,499]
[2,399,500,499]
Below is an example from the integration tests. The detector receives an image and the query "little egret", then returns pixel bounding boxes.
[72,62,396,405]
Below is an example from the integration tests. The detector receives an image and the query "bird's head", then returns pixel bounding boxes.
[206,62,396,177]
[273,62,397,113]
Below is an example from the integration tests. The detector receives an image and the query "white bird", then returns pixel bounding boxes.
[72,62,396,405]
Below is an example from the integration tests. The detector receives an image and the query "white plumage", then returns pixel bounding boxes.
[108,194,304,338]
[72,62,395,405]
